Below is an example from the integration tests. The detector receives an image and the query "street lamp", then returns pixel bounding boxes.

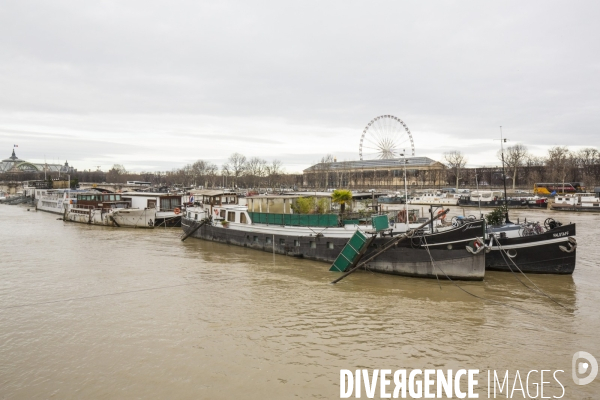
[495,126,509,206]
[495,126,511,223]
[399,151,408,222]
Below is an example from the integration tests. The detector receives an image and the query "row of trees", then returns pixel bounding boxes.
[0,153,302,190]
[100,153,301,189]
[3,147,598,191]
[445,146,600,190]
[166,153,295,189]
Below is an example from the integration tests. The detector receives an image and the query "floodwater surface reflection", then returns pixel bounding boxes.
[0,206,598,398]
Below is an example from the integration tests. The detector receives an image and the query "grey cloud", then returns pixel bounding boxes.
[1,1,598,171]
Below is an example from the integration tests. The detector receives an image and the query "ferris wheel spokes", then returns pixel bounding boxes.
[359,115,415,160]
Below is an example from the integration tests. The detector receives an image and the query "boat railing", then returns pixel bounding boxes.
[70,204,97,211]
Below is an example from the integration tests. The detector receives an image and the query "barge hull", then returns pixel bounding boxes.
[182,218,485,280]
[485,224,576,274]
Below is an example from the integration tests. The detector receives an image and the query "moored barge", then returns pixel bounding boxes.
[66,192,156,228]
[181,192,487,281]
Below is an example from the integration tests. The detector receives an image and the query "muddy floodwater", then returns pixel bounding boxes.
[1,205,599,398]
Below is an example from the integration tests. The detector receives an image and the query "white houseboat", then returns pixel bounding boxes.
[34,189,80,215]
[550,193,600,212]
[407,192,459,206]
[121,192,183,227]
[66,192,156,228]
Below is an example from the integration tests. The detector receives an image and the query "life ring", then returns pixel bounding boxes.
[437,210,446,221]
[214,208,219,216]
[174,208,181,215]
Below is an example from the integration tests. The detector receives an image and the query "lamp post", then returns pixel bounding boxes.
[498,126,508,206]
[495,126,510,223]
[399,151,408,222]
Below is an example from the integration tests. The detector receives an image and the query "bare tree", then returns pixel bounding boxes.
[206,163,218,188]
[221,163,231,188]
[444,151,467,192]
[246,157,268,188]
[190,160,209,185]
[227,153,247,187]
[524,154,546,186]
[107,164,127,183]
[573,148,600,186]
[265,159,282,176]
[497,144,528,190]
[546,146,570,188]
[265,160,283,187]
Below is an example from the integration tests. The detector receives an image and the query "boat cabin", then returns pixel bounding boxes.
[186,204,251,225]
[121,192,182,211]
[187,189,239,207]
[74,192,130,210]
[463,191,503,202]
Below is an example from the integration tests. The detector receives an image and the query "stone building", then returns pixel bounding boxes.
[0,149,75,174]
[302,157,446,189]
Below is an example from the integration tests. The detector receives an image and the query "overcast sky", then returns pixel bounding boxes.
[1,1,599,173]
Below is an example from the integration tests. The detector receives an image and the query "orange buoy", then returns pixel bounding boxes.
[437,209,446,221]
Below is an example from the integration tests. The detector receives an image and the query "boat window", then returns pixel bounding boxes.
[266,237,272,244]
[220,210,226,219]
[310,241,316,249]
[279,238,285,245]
[160,198,170,210]
[116,195,121,200]
[253,236,259,243]
[194,213,198,220]
[110,195,115,201]
[227,211,235,222]
[327,242,334,249]
[294,240,300,247]
[240,213,247,224]
[104,195,109,201]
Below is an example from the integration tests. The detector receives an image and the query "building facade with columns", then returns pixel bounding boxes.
[302,157,447,189]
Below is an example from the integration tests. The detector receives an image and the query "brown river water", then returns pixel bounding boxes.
[1,205,599,399]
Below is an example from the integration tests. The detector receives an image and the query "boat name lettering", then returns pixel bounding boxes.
[553,232,569,238]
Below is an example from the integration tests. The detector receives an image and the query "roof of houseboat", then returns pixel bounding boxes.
[121,192,179,197]
[190,189,240,196]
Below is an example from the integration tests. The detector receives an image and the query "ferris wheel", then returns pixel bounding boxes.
[359,115,415,160]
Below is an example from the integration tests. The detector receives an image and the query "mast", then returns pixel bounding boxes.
[499,126,509,223]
